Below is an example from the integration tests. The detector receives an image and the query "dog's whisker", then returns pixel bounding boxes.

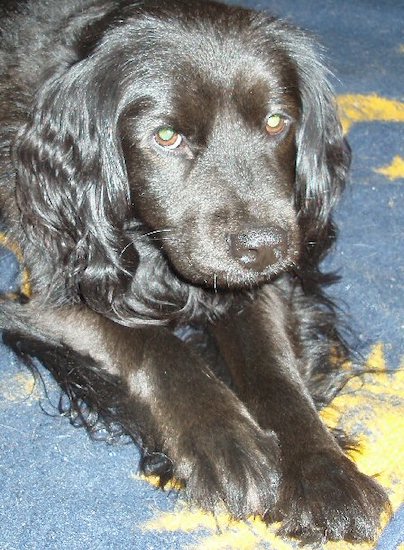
[149,237,175,242]
[141,228,173,239]
[119,240,134,258]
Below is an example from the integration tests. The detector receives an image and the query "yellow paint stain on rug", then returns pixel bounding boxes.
[0,232,32,297]
[321,344,404,511]
[337,94,404,182]
[140,343,404,549]
[132,472,184,491]
[143,507,221,533]
[0,371,37,402]
[337,94,404,134]
[375,155,404,180]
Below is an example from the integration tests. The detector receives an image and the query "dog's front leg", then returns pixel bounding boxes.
[213,285,389,542]
[2,300,281,519]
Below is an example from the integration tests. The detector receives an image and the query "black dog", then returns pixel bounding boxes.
[0,0,390,542]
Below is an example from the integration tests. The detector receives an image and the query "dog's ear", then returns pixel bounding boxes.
[13,27,137,300]
[293,51,351,263]
[264,21,351,264]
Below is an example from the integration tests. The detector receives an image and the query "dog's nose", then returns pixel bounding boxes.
[228,227,288,271]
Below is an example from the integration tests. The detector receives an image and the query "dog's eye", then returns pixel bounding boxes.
[265,114,287,136]
[155,127,183,150]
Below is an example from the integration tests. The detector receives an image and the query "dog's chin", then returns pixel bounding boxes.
[174,259,296,291]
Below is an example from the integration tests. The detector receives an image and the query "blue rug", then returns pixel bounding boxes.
[1,0,403,548]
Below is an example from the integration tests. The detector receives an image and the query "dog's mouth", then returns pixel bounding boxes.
[189,254,299,290]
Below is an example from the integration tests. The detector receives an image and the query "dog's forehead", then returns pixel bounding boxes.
[188,46,297,131]
[151,20,293,90]
[128,18,299,116]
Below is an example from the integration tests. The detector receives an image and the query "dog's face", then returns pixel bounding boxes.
[120,15,301,288]
[14,0,349,304]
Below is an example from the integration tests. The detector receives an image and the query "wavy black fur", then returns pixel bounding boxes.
[0,0,390,543]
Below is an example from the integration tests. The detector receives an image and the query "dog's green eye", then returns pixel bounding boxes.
[265,114,287,135]
[155,127,183,149]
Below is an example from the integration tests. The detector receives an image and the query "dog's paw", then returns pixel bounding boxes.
[271,449,390,543]
[168,415,281,519]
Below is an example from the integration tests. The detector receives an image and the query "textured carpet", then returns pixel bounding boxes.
[0,0,403,548]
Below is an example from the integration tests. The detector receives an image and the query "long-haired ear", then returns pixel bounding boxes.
[264,21,351,264]
[294,56,351,263]
[13,46,136,301]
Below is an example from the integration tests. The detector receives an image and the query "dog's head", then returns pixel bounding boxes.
[14,0,350,308]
